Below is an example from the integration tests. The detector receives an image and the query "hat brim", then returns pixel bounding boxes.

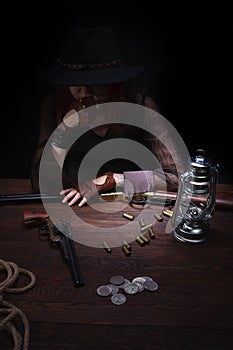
[38,65,144,86]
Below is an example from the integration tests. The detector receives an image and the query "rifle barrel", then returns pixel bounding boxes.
[0,193,61,203]
[62,221,85,287]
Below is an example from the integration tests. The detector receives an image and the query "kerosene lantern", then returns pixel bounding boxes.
[171,149,219,243]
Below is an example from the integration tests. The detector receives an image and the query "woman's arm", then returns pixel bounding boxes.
[122,96,186,194]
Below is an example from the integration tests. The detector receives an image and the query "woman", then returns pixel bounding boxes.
[31,26,185,206]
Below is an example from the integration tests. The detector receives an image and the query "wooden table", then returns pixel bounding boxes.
[0,179,233,350]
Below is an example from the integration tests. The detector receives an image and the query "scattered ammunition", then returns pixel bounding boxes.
[140,223,153,233]
[122,240,132,251]
[148,227,156,239]
[135,236,145,246]
[162,209,173,218]
[103,241,112,254]
[122,244,131,257]
[154,213,163,222]
[139,218,145,227]
[140,234,150,244]
[122,212,134,221]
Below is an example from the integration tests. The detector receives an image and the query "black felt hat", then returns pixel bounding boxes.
[39,26,144,85]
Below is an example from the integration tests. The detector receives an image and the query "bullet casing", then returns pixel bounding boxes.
[136,236,145,246]
[162,209,173,218]
[140,223,153,233]
[122,245,131,256]
[122,240,132,250]
[139,218,145,227]
[140,234,150,244]
[148,227,156,239]
[166,209,173,214]
[103,241,112,253]
[122,213,134,221]
[154,213,163,222]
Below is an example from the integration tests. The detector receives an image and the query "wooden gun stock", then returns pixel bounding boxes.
[155,191,233,210]
[23,211,49,226]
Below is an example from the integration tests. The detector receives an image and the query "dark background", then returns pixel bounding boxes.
[1,1,232,183]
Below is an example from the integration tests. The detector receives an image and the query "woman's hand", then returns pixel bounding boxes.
[60,187,85,207]
[60,172,117,207]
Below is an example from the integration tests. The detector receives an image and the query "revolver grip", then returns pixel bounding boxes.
[23,211,48,226]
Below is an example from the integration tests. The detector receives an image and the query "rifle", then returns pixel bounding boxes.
[23,211,85,288]
[0,192,173,205]
[100,190,233,210]
[1,189,232,209]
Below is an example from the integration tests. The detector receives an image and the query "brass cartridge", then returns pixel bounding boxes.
[162,209,173,218]
[140,223,153,233]
[122,240,132,251]
[154,213,163,222]
[122,212,134,221]
[103,241,112,253]
[122,244,131,257]
[140,234,150,244]
[148,227,156,239]
[139,218,145,227]
[135,236,145,246]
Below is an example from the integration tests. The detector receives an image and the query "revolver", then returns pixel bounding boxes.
[23,211,85,287]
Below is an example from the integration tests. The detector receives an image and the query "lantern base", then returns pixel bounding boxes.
[173,220,209,243]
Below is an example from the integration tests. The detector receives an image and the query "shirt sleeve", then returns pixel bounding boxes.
[123,170,155,194]
[123,169,171,194]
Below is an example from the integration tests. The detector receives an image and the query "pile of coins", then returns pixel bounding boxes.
[96,275,159,305]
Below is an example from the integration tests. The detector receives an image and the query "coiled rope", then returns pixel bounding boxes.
[0,259,36,350]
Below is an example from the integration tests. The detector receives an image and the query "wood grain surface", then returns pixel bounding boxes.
[0,179,233,349]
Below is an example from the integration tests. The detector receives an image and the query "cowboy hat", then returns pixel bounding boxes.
[39,26,144,86]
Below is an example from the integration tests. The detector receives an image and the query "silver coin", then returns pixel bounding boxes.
[106,284,119,295]
[96,285,112,296]
[141,276,154,282]
[134,281,145,293]
[124,283,139,294]
[109,275,125,285]
[132,277,147,284]
[144,280,159,291]
[118,279,131,289]
[111,293,127,305]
